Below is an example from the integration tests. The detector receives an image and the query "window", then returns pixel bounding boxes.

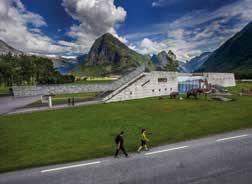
[170,88,173,91]
[159,89,161,92]
[152,89,155,92]
[165,88,167,91]
[130,92,132,95]
[158,78,167,83]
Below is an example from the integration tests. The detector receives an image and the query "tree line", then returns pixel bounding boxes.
[0,54,75,87]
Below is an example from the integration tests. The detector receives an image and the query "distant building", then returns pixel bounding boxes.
[103,71,235,103]
[13,67,236,104]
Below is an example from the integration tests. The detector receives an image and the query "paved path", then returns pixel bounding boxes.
[0,129,252,184]
[7,100,103,115]
[0,96,41,115]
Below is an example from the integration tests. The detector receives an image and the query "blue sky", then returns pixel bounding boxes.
[0,0,251,60]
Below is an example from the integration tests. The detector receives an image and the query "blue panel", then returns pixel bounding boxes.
[178,80,201,93]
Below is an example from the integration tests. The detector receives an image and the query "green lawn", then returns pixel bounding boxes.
[53,92,98,98]
[24,92,98,108]
[0,86,9,97]
[0,82,252,173]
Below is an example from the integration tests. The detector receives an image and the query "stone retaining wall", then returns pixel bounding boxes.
[13,66,145,97]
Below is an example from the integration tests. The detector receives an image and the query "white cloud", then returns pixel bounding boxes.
[152,0,179,7]
[0,0,9,18]
[139,38,167,54]
[62,0,127,53]
[0,0,72,55]
[136,28,203,61]
[1,0,250,60]
[132,0,252,61]
[166,0,252,30]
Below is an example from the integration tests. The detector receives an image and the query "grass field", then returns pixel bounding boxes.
[24,92,98,108]
[0,86,9,97]
[0,82,252,172]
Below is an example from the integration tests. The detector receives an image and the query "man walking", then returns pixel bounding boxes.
[114,131,128,158]
[71,97,75,106]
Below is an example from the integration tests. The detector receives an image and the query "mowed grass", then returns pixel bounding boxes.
[0,83,252,172]
[0,86,9,97]
[24,92,98,108]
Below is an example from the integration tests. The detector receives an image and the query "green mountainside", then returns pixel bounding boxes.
[199,22,252,78]
[72,33,154,76]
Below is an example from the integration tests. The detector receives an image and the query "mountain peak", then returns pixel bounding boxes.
[72,33,153,76]
[101,32,114,38]
[151,50,178,71]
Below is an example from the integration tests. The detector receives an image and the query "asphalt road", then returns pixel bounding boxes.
[0,96,40,115]
[0,129,252,184]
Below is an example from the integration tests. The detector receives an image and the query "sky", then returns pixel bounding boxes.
[0,0,251,61]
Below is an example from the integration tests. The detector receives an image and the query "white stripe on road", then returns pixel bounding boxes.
[145,146,189,156]
[41,161,101,173]
[216,134,248,142]
[39,134,249,173]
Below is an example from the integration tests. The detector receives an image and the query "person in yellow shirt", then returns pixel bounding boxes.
[137,128,149,152]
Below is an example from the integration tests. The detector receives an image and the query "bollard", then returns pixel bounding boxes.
[48,96,53,108]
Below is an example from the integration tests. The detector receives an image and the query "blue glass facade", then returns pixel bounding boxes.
[178,80,201,93]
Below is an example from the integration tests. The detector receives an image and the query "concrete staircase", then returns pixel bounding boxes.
[110,66,145,90]
[103,72,146,102]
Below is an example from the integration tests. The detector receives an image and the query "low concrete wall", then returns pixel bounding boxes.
[13,66,145,97]
[13,84,113,97]
[204,73,236,87]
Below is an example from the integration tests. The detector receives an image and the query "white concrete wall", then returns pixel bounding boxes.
[105,71,178,103]
[104,71,236,103]
[204,73,236,87]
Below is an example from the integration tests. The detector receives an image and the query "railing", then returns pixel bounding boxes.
[104,73,146,102]
[111,66,145,89]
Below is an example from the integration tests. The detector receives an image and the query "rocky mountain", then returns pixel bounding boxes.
[183,52,212,72]
[0,40,22,55]
[72,33,154,76]
[199,22,252,77]
[151,50,179,71]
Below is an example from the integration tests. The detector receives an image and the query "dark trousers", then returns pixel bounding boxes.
[115,144,128,157]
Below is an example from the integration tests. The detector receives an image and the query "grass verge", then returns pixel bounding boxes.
[24,92,98,108]
[0,86,9,97]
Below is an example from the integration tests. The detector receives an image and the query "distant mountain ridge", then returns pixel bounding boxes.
[183,52,212,72]
[199,22,252,77]
[151,50,179,71]
[51,54,87,74]
[0,39,86,74]
[0,40,22,55]
[72,33,154,76]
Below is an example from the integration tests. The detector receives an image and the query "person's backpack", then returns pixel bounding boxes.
[115,134,120,144]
